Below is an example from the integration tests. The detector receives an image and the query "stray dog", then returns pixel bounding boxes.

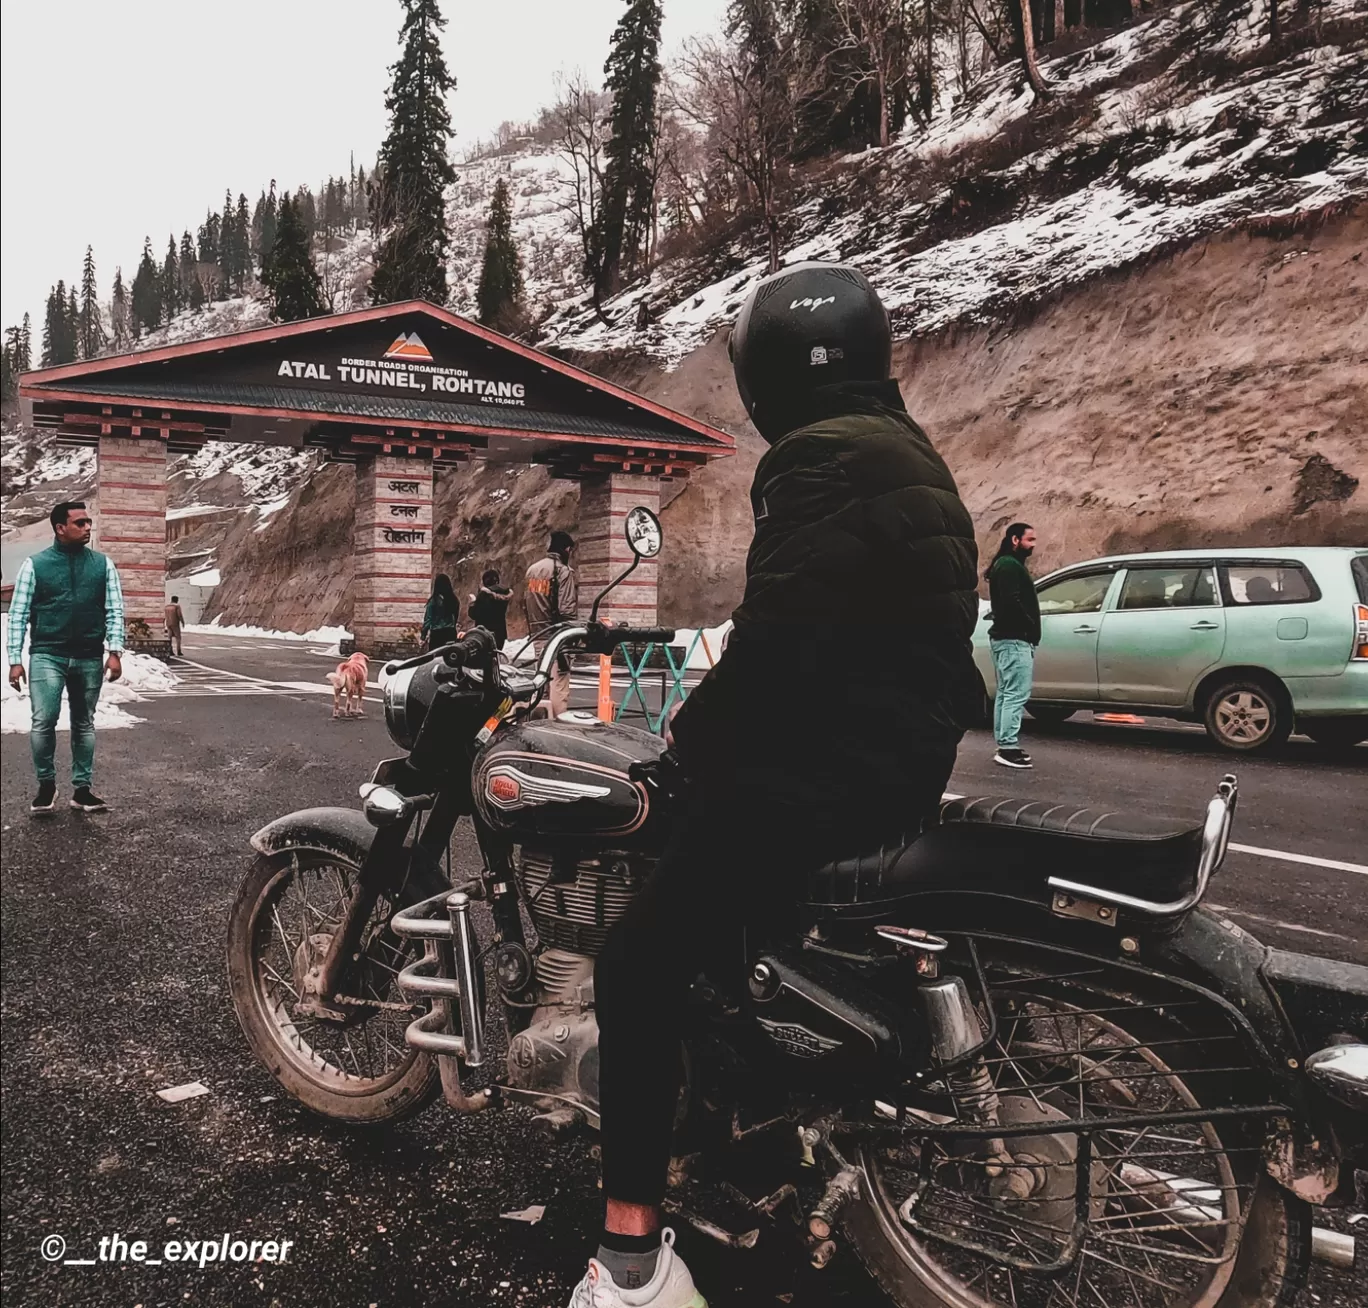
[327,652,370,719]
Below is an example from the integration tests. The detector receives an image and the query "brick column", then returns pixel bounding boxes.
[353,454,433,658]
[96,434,168,651]
[577,473,661,624]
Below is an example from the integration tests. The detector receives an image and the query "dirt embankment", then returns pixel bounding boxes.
[208,206,1365,632]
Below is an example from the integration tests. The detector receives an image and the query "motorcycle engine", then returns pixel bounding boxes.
[502,849,652,1121]
[517,848,651,954]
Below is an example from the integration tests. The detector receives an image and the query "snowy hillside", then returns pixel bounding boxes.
[539,0,1368,365]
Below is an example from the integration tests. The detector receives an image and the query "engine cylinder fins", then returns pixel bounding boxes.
[535,947,596,1002]
[518,849,653,956]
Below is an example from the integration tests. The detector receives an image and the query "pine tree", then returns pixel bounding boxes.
[41,286,61,366]
[162,235,182,321]
[234,193,253,289]
[131,237,163,335]
[198,209,220,266]
[216,190,236,297]
[370,0,456,305]
[66,286,81,361]
[476,176,524,330]
[18,313,32,373]
[586,0,663,300]
[262,191,325,322]
[79,245,107,359]
[296,187,317,238]
[110,270,129,350]
[1,328,17,400]
[255,180,278,272]
[180,231,202,310]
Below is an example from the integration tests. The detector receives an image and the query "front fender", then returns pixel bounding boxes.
[249,806,377,867]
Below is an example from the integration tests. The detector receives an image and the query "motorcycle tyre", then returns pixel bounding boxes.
[843,1169,1309,1308]
[227,850,442,1126]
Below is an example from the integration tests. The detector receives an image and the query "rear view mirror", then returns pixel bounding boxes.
[625,505,662,559]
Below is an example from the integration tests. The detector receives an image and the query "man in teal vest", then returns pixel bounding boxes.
[7,500,126,814]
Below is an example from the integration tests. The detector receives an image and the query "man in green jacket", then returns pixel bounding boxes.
[7,501,126,814]
[986,521,1040,769]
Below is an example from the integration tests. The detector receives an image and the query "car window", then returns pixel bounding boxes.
[1036,571,1113,616]
[1117,566,1218,610]
[1353,554,1368,603]
[1223,563,1317,606]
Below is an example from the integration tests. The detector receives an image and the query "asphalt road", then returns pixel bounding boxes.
[1,632,1362,1308]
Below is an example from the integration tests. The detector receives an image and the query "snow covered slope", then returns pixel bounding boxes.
[539,0,1368,365]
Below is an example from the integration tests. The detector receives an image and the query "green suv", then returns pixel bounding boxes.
[974,547,1368,752]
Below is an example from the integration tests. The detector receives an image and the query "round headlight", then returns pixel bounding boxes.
[383,662,440,751]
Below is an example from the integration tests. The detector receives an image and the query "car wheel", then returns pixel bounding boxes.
[1026,703,1076,724]
[1203,677,1292,753]
[1301,717,1368,750]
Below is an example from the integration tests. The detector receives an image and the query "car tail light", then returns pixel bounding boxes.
[1355,604,1368,661]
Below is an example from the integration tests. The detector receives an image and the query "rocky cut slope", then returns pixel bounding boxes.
[3,0,1364,631]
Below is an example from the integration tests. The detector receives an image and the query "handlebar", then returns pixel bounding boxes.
[384,627,497,679]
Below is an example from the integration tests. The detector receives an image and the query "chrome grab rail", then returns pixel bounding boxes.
[1047,774,1238,918]
[533,625,589,682]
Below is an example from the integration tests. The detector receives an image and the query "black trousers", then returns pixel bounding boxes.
[595,760,954,1208]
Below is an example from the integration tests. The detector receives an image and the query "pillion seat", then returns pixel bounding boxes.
[803,795,1207,913]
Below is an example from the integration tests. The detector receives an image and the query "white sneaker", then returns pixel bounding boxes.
[567,1229,706,1308]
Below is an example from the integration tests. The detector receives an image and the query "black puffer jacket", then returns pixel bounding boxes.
[671,380,981,820]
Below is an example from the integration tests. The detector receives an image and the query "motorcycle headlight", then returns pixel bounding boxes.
[383,661,440,751]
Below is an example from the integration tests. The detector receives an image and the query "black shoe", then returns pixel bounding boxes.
[70,787,109,812]
[994,747,1034,769]
[31,781,57,814]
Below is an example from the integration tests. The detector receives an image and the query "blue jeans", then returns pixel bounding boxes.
[990,639,1034,749]
[28,653,105,788]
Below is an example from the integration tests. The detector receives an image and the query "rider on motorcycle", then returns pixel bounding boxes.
[568,261,983,1306]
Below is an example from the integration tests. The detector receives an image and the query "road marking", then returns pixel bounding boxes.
[1205,904,1355,943]
[1227,843,1368,876]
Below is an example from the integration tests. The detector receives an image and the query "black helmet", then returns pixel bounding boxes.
[729,260,892,440]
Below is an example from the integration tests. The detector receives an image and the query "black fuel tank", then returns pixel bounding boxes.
[472,717,667,845]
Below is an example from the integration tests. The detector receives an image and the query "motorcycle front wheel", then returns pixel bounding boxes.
[843,945,1311,1308]
[227,849,441,1124]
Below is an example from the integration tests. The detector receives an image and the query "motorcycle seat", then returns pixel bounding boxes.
[803,794,1206,913]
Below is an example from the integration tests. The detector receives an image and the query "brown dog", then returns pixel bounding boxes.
[327,652,370,719]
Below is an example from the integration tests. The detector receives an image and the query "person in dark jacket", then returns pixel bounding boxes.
[421,574,460,650]
[986,522,1040,769]
[568,262,981,1308]
[468,569,511,649]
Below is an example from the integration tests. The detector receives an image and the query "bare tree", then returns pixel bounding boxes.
[674,31,794,273]
[1016,0,1051,98]
[826,0,911,149]
[551,71,610,277]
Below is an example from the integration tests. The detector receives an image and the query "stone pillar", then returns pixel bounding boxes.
[577,473,661,625]
[353,454,433,658]
[96,434,168,652]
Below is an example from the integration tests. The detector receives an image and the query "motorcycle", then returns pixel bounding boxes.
[229,506,1367,1306]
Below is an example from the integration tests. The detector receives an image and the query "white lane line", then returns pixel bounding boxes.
[941,793,1368,876]
[1227,842,1368,876]
[1205,904,1355,943]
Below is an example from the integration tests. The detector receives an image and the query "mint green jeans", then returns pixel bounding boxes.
[990,639,1034,749]
[28,653,105,787]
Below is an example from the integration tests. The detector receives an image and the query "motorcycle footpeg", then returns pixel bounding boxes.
[530,1106,586,1139]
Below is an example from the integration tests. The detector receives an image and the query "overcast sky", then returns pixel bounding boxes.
[0,0,726,333]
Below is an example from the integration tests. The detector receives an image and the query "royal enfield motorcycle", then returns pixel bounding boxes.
[229,506,1366,1306]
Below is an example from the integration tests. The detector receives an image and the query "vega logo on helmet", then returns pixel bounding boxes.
[790,295,836,312]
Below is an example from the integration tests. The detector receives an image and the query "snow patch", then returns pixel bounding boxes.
[185,567,222,587]
[184,620,352,644]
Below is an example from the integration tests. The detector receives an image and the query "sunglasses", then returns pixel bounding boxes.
[69,518,93,527]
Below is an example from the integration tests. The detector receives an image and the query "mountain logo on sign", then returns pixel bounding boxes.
[384,332,433,361]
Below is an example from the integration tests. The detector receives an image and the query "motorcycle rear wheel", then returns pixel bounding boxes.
[227,850,441,1124]
[842,950,1311,1308]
